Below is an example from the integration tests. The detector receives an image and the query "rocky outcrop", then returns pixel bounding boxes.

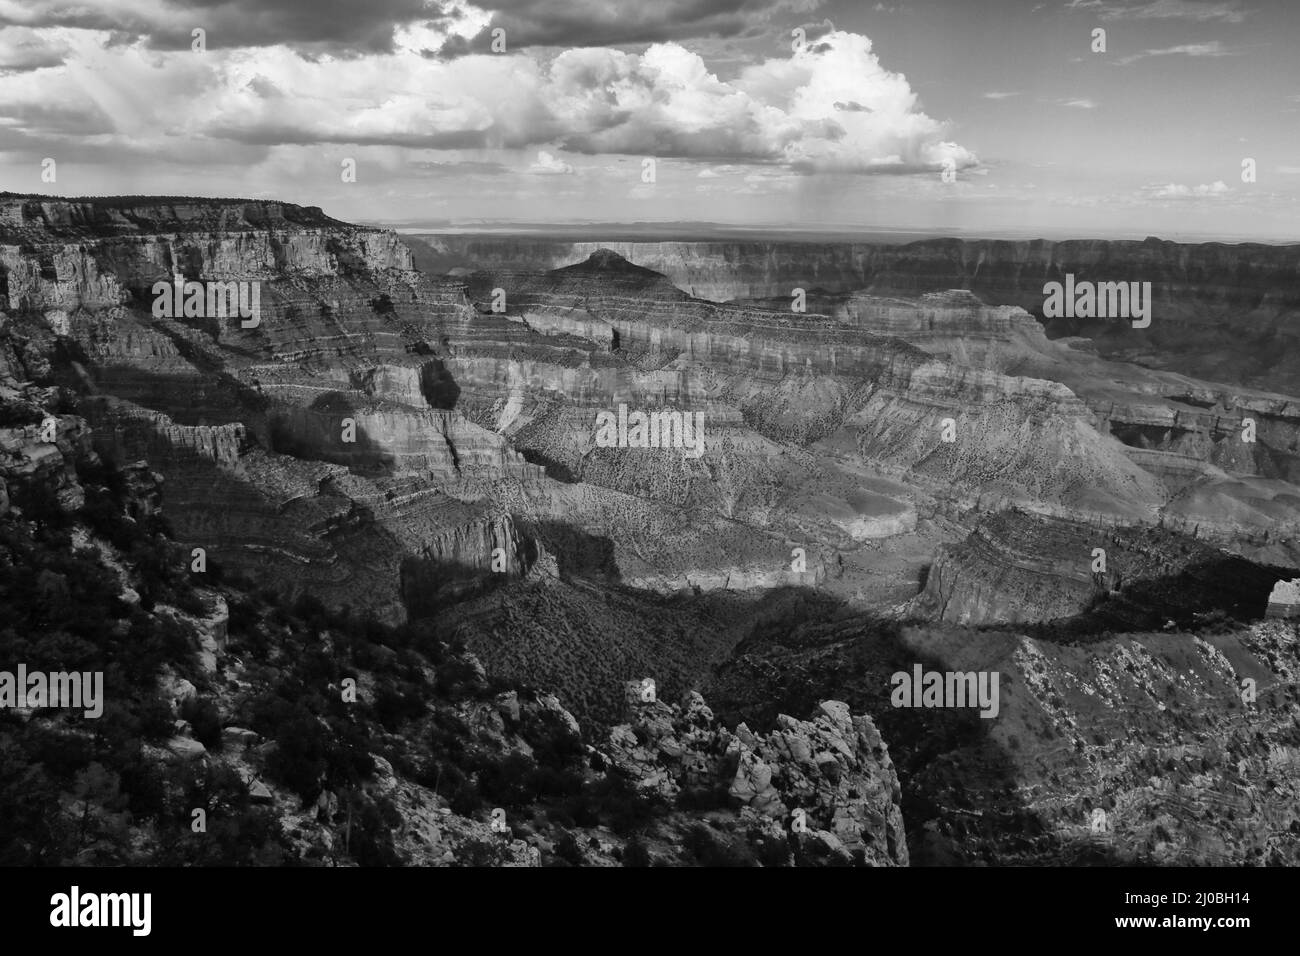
[1266,578,1300,619]
[603,687,907,865]
[0,415,94,513]
[710,606,1300,866]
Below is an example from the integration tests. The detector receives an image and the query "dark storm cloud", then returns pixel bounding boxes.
[0,98,114,136]
[152,0,439,52]
[0,34,71,73]
[441,0,823,56]
[3,0,824,56]
[0,0,444,54]
[0,4,154,39]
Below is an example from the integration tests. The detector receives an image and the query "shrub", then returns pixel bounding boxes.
[374,681,427,732]
[267,710,330,801]
[180,697,223,751]
[554,831,584,866]
[623,837,651,867]
[345,792,402,867]
[754,833,791,868]
[449,778,483,817]
[458,836,512,867]
[682,824,757,867]
[476,752,538,807]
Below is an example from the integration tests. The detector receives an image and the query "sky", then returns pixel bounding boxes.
[1,0,1297,240]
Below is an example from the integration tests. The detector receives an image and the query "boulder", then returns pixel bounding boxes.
[248,779,274,804]
[1266,578,1300,620]
[221,726,260,749]
[164,736,207,760]
[495,690,521,723]
[157,672,197,715]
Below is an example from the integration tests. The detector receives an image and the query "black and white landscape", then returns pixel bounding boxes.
[0,0,1297,871]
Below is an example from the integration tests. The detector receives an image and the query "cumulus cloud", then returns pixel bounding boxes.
[732,31,978,172]
[528,149,573,174]
[0,0,471,54]
[0,28,975,175]
[544,34,978,172]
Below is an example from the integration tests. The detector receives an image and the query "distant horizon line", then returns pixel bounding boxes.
[2,192,1293,245]
[374,220,1300,245]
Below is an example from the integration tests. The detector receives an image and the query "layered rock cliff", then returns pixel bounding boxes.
[911,509,1290,630]
[420,235,1300,394]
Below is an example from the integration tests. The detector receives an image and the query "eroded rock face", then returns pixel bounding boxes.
[1266,579,1300,619]
[10,196,1293,624]
[418,235,1300,388]
[0,415,94,514]
[455,251,1202,595]
[604,688,908,866]
[427,238,1300,568]
[912,509,1290,629]
[457,250,1298,557]
[0,198,563,620]
[0,197,411,313]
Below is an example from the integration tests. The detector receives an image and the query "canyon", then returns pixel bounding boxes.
[2,194,1297,866]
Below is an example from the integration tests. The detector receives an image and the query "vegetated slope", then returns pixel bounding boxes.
[706,599,1300,866]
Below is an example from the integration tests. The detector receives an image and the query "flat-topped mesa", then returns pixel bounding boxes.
[1266,578,1300,619]
[0,193,413,315]
[838,289,1040,337]
[0,194,350,240]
